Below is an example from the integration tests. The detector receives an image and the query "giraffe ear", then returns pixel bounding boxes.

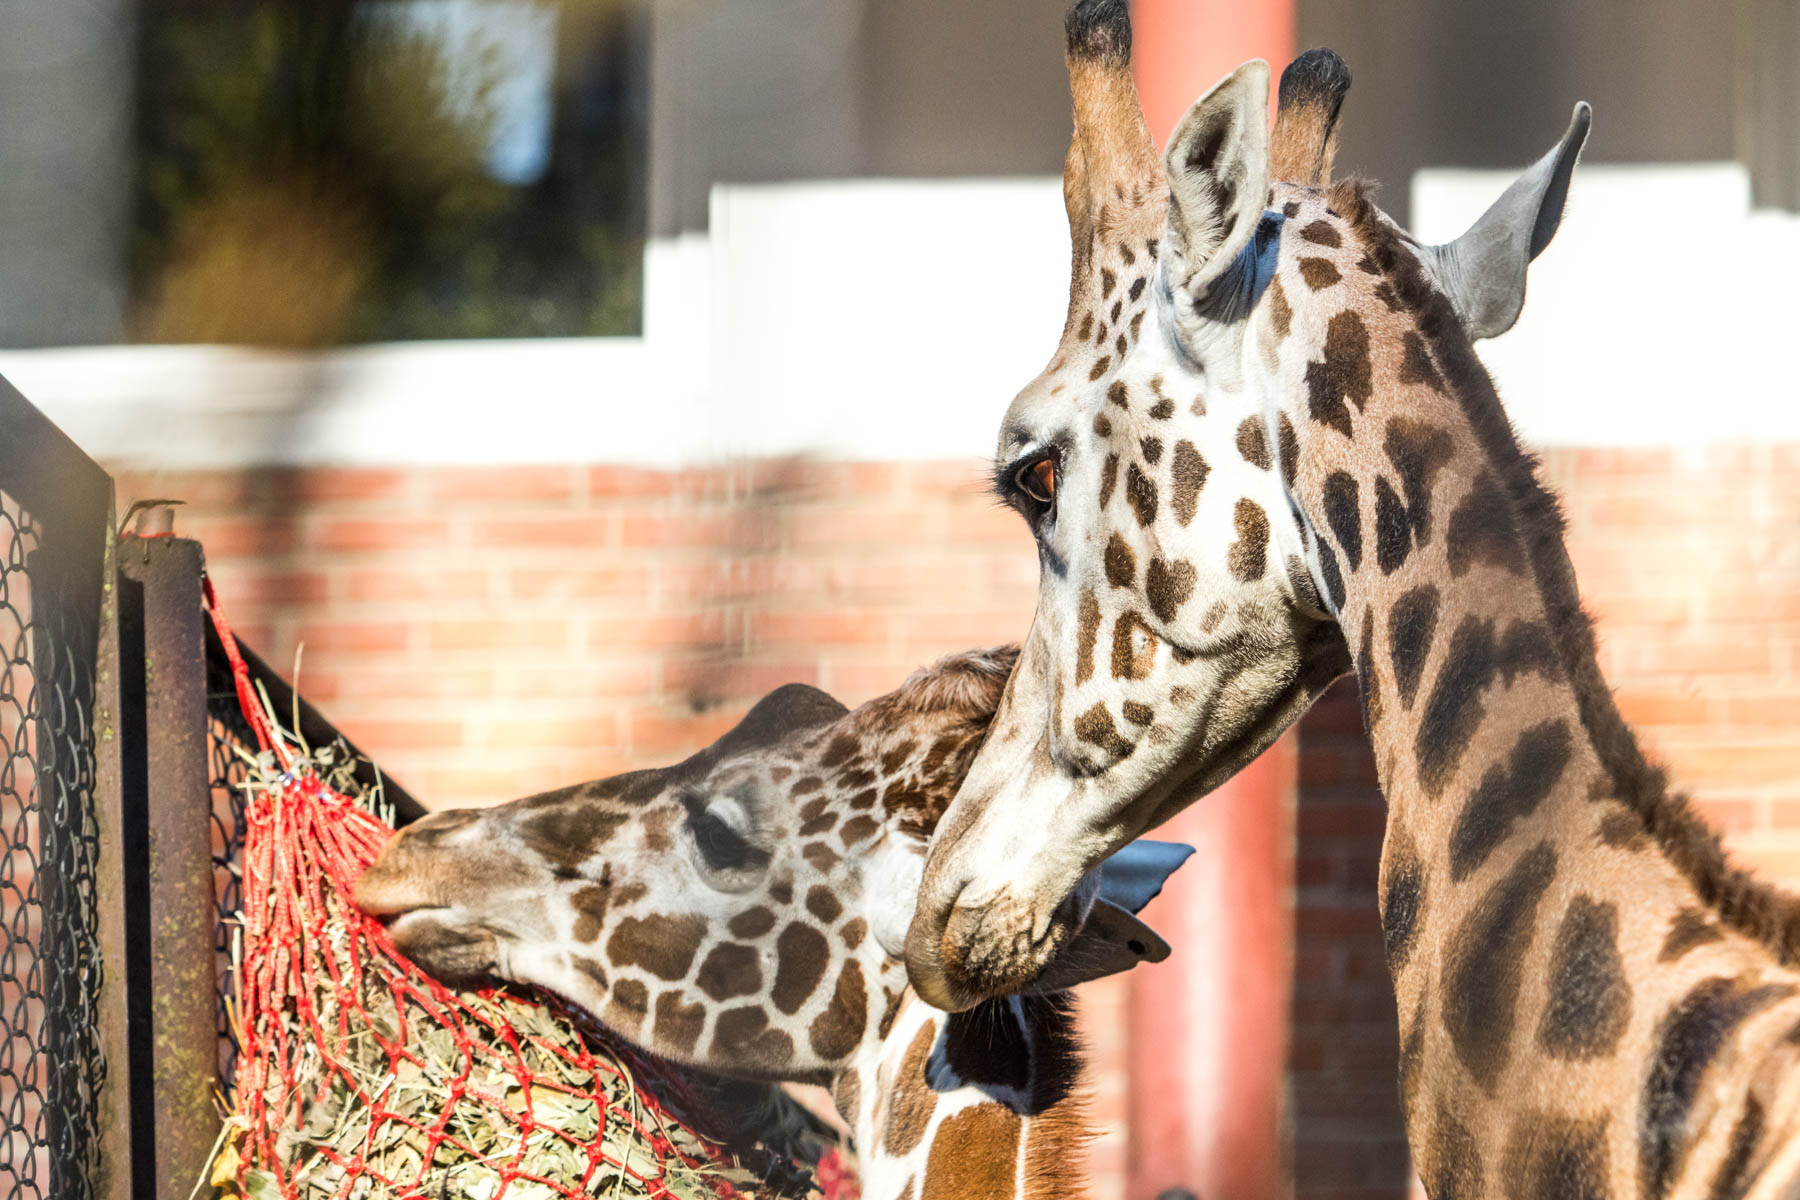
[1421,102,1591,340]
[1021,898,1171,994]
[1020,838,1195,994]
[1162,59,1273,309]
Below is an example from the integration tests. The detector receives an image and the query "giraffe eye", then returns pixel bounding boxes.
[1015,453,1057,506]
[684,796,770,882]
[691,808,752,870]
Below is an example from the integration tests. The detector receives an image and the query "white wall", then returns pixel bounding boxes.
[1411,162,1800,448]
[4,165,1796,467]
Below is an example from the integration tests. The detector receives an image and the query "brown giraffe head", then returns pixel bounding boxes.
[906,0,1590,1010]
[357,646,1182,1082]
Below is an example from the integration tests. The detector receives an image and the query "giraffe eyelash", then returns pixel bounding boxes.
[994,447,1061,518]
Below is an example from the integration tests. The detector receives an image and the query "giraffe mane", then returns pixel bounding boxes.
[866,645,1021,726]
[1329,176,1800,966]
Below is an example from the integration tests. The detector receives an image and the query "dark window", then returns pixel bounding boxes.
[126,0,647,346]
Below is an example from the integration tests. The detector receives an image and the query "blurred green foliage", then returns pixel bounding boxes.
[130,0,645,346]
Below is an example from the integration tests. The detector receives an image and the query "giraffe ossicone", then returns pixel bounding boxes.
[357,646,1193,1200]
[907,4,1800,1196]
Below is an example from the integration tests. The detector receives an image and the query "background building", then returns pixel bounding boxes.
[4,1,1800,1196]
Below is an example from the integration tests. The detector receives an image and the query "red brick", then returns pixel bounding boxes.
[507,563,655,602]
[426,620,571,654]
[752,609,890,646]
[483,713,620,749]
[1709,593,1800,624]
[470,515,613,550]
[420,765,595,805]
[662,658,821,699]
[1297,802,1387,840]
[321,666,495,702]
[1623,639,1771,677]
[186,516,301,559]
[784,506,938,551]
[626,706,749,757]
[429,466,576,505]
[1667,744,1800,786]
[898,460,992,498]
[215,569,331,606]
[291,621,410,655]
[310,518,449,554]
[495,659,659,700]
[618,512,736,550]
[819,659,920,701]
[1614,688,1711,728]
[1717,694,1800,729]
[1727,841,1800,884]
[585,466,678,498]
[1691,796,1761,834]
[346,568,492,605]
[1566,446,1674,476]
[588,611,728,648]
[272,468,411,505]
[338,718,465,752]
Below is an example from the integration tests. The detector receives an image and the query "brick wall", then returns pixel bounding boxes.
[117,441,1800,1200]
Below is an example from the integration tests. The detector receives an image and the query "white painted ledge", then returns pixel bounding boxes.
[5,167,1795,468]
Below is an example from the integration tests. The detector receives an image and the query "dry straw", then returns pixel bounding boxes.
[204,676,823,1200]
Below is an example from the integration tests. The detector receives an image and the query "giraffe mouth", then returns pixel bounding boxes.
[383,907,502,988]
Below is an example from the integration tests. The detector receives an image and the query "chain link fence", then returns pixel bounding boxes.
[0,411,110,1200]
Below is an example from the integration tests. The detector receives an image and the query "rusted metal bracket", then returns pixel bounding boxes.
[116,532,220,1200]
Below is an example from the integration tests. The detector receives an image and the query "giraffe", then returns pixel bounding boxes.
[902,4,1800,1196]
[355,646,1192,1200]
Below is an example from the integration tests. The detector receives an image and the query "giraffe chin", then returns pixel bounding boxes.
[909,877,1090,1013]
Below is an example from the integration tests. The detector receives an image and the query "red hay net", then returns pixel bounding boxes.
[206,582,763,1200]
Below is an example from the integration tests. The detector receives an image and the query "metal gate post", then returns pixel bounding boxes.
[116,531,218,1200]
[91,526,135,1200]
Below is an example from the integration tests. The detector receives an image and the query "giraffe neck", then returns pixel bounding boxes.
[838,991,1088,1200]
[1272,180,1800,1198]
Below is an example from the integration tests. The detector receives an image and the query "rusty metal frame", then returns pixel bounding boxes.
[115,534,219,1199]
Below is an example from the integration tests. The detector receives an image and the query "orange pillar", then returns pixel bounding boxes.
[1128,737,1296,1199]
[1130,0,1295,148]
[1124,15,1296,1197]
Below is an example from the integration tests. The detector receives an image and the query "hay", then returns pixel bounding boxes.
[206,674,821,1200]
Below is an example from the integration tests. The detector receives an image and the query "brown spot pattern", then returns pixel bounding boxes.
[1169,441,1209,526]
[808,961,867,1061]
[1146,557,1196,623]
[1236,418,1271,469]
[1299,257,1342,289]
[1104,534,1136,588]
[805,885,843,924]
[607,914,707,981]
[1074,703,1135,761]
[605,978,649,1036]
[1111,611,1157,680]
[1229,499,1271,581]
[1075,588,1101,685]
[771,922,829,1015]
[653,989,707,1055]
[883,1021,938,1157]
[728,906,775,939]
[1125,462,1157,527]
[921,1104,1023,1200]
[696,942,762,1002]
